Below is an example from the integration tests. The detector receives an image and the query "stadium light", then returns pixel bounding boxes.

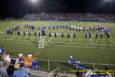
[102,0,114,4]
[103,0,113,3]
[29,0,39,4]
[98,0,114,7]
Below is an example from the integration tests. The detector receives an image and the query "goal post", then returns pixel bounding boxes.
[39,36,45,48]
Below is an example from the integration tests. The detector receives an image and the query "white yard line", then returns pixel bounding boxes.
[48,67,60,77]
[35,58,115,66]
[48,44,115,49]
[47,37,54,42]
[71,42,115,46]
[1,38,115,49]
[109,39,115,44]
[49,42,115,47]
[0,39,32,42]
[0,32,5,34]
[89,39,95,44]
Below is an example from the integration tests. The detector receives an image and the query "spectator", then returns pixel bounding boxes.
[15,53,24,66]
[7,64,15,77]
[3,54,11,63]
[13,63,30,77]
[0,46,5,55]
[0,62,8,77]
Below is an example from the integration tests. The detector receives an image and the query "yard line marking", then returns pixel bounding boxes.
[44,37,54,47]
[48,67,60,77]
[33,58,115,66]
[89,39,94,44]
[71,42,115,46]
[109,39,115,44]
[0,39,34,42]
[49,42,115,47]
[47,37,54,42]
[0,32,5,34]
[48,44,115,49]
[1,38,115,48]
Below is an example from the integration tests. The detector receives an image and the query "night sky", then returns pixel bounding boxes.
[0,0,115,18]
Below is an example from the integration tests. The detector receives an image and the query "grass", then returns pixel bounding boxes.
[0,20,115,71]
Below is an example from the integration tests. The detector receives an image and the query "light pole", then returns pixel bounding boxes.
[102,0,114,13]
[28,0,40,13]
[29,0,39,5]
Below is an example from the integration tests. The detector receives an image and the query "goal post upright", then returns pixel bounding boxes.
[70,33,73,44]
[39,36,45,48]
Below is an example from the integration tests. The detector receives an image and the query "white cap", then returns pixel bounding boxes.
[28,54,32,57]
[70,56,73,59]
[18,53,23,57]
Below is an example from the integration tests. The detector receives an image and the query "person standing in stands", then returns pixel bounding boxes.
[15,54,24,66]
[0,46,6,61]
[13,63,30,77]
[0,62,8,77]
[0,46,5,55]
[7,64,15,77]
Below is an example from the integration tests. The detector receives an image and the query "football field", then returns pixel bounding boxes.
[0,20,115,66]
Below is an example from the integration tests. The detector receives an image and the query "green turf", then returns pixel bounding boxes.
[0,20,115,66]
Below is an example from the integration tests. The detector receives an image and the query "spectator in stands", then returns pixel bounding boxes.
[3,54,11,63]
[0,62,8,77]
[15,53,24,66]
[7,64,15,77]
[0,46,5,55]
[13,63,30,77]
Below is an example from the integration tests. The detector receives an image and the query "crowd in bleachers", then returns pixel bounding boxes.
[0,47,39,77]
[23,13,115,22]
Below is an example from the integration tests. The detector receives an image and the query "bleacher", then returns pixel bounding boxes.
[23,13,115,22]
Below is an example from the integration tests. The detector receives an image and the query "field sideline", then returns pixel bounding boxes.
[0,20,115,65]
